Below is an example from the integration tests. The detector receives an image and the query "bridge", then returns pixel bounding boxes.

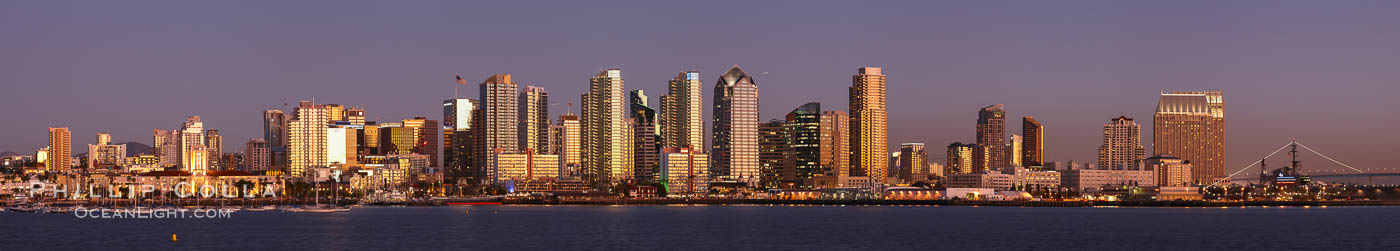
[1219,140,1400,184]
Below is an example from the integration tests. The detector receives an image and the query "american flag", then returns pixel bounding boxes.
[455,74,466,85]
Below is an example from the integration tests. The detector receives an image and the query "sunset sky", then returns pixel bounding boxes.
[3,0,1396,175]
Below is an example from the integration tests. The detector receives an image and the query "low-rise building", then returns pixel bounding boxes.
[1061,169,1157,192]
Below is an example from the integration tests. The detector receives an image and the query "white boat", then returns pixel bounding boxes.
[244,205,277,212]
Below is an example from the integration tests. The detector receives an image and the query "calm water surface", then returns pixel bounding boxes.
[3,205,1398,250]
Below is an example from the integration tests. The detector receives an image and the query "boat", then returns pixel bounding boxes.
[244,205,277,212]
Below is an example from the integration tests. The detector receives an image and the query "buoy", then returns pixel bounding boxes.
[465,210,469,214]
[171,234,178,242]
[493,210,497,214]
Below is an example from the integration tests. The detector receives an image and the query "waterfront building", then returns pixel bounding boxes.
[87,133,126,170]
[402,117,439,167]
[519,86,550,153]
[660,147,709,196]
[1007,167,1061,189]
[898,143,928,182]
[582,69,633,186]
[945,172,1012,190]
[262,109,288,169]
[1022,116,1043,167]
[1060,169,1156,192]
[785,102,822,188]
[46,128,71,171]
[244,138,270,171]
[443,98,479,182]
[206,129,222,170]
[554,113,581,178]
[492,149,561,183]
[1007,134,1022,168]
[630,90,661,183]
[1146,154,1193,187]
[178,116,205,172]
[820,110,849,176]
[976,104,1007,171]
[946,142,978,175]
[327,127,350,165]
[288,101,329,178]
[712,65,760,185]
[849,67,888,184]
[153,129,179,167]
[187,145,208,175]
[1154,91,1225,184]
[758,119,787,189]
[1098,116,1147,170]
[480,74,520,183]
[660,71,704,149]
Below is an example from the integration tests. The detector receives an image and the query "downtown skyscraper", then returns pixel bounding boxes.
[1154,91,1225,184]
[660,71,704,149]
[262,109,288,169]
[1098,116,1146,170]
[46,127,71,171]
[519,86,550,154]
[288,101,329,177]
[711,65,760,185]
[480,74,519,183]
[976,104,1007,172]
[850,67,888,183]
[582,69,632,186]
[630,90,660,183]
[820,110,849,176]
[1021,116,1044,168]
[554,113,581,177]
[443,98,480,183]
[785,102,822,188]
[179,116,206,172]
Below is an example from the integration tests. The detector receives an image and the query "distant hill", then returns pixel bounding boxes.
[122,142,152,156]
[0,151,19,158]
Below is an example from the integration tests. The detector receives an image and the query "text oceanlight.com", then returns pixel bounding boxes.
[73,207,234,219]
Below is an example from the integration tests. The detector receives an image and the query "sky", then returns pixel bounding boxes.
[2,0,1397,176]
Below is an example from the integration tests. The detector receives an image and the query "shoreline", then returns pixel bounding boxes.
[499,199,1387,207]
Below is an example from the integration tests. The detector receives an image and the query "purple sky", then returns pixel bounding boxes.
[3,0,1397,175]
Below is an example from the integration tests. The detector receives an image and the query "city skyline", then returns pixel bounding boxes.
[3,0,1398,173]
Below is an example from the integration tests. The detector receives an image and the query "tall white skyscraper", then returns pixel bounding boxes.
[179,116,205,172]
[288,101,329,177]
[582,69,633,186]
[480,74,519,183]
[1099,116,1147,170]
[519,86,550,153]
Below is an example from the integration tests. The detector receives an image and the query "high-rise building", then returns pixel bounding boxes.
[327,127,350,165]
[262,109,288,169]
[712,65,760,185]
[899,143,928,182]
[96,132,112,145]
[630,90,661,183]
[554,113,581,178]
[344,107,366,125]
[153,129,179,167]
[325,104,346,122]
[946,142,986,175]
[1007,134,1022,168]
[1021,116,1044,168]
[245,138,270,171]
[179,116,206,172]
[661,147,709,196]
[850,67,888,183]
[1154,92,1225,184]
[786,102,822,188]
[519,86,550,153]
[288,101,330,178]
[88,132,125,169]
[758,120,787,189]
[819,110,849,176]
[443,98,479,182]
[1146,154,1192,187]
[481,74,519,182]
[205,129,222,170]
[582,69,632,186]
[976,104,1007,172]
[1098,116,1146,170]
[402,117,439,167]
[660,71,704,149]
